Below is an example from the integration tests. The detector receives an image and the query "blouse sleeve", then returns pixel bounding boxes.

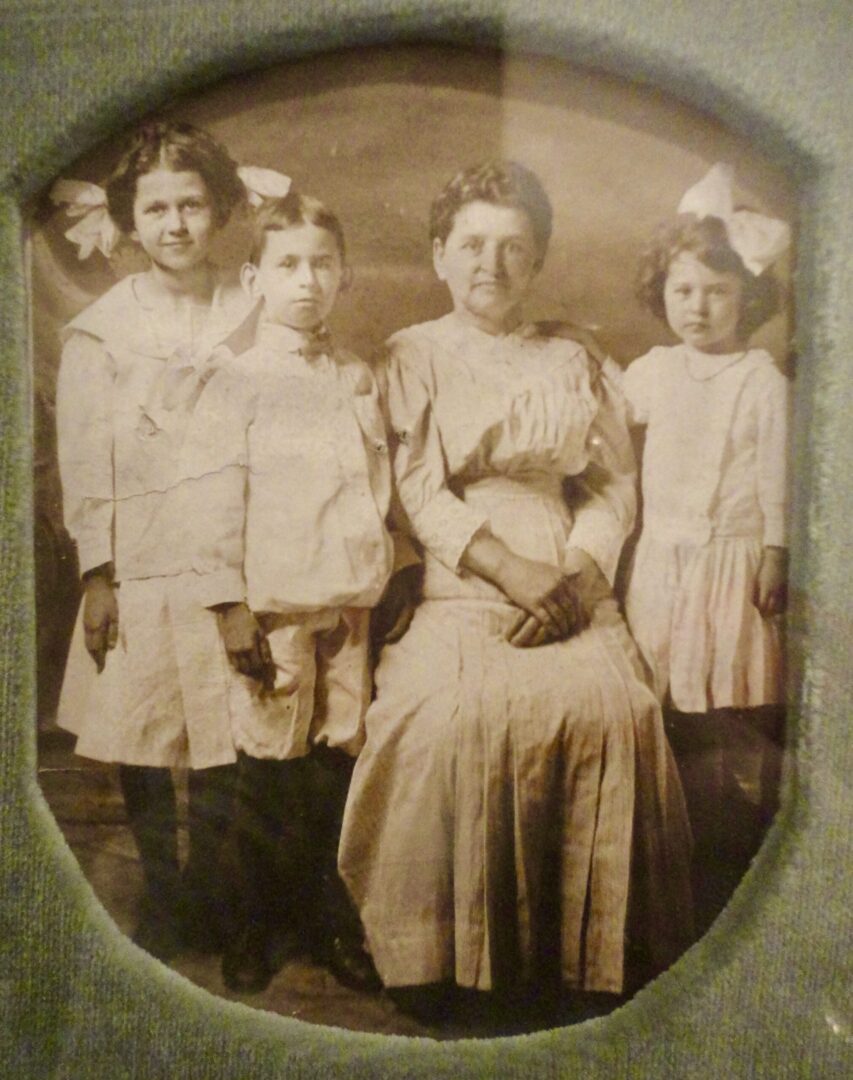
[362,357,421,576]
[621,349,657,426]
[565,355,638,585]
[55,330,116,575]
[385,336,489,573]
[176,367,254,607]
[755,364,789,547]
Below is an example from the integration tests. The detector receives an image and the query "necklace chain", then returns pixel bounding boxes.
[683,348,748,382]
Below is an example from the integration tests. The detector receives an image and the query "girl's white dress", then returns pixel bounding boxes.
[338,314,693,994]
[56,272,251,768]
[623,344,788,713]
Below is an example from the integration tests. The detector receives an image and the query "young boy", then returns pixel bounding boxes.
[179,192,401,993]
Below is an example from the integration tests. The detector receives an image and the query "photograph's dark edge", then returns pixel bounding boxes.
[1,3,851,1078]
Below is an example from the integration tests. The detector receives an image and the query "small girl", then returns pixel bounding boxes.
[623,164,791,912]
[53,121,276,960]
[178,192,403,993]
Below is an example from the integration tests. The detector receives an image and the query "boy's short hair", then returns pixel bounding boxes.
[636,213,782,340]
[249,192,347,265]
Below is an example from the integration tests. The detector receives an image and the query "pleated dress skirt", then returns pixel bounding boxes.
[625,532,785,714]
[339,478,693,993]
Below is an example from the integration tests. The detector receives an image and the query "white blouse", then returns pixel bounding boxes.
[384,314,637,585]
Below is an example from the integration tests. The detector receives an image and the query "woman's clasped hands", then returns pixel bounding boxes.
[499,548,611,648]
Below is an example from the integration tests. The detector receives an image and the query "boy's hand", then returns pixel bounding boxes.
[218,602,274,686]
[754,546,788,617]
[82,567,119,673]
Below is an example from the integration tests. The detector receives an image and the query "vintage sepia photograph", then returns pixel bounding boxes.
[31,44,795,1039]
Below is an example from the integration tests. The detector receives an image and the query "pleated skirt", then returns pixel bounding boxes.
[626,533,785,714]
[339,594,693,992]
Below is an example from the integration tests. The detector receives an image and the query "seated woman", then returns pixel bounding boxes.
[338,161,693,1017]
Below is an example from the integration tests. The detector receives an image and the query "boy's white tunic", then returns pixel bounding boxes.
[180,321,395,759]
[56,273,252,767]
[623,345,788,712]
[338,315,693,993]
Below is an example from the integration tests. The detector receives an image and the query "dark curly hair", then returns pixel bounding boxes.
[636,213,781,341]
[105,120,245,235]
[248,191,347,265]
[429,161,553,266]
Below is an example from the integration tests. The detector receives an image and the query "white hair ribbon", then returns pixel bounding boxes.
[50,179,121,260]
[678,163,791,276]
[237,165,292,207]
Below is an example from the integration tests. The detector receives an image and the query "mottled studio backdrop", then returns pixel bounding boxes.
[30,44,794,724]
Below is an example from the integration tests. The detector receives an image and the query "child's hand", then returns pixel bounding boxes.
[753,546,788,617]
[218,602,274,685]
[82,567,119,673]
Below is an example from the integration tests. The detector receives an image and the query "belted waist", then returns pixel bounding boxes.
[643,509,764,546]
[461,473,564,502]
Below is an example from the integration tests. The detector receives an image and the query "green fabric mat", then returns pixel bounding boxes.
[1,2,850,1076]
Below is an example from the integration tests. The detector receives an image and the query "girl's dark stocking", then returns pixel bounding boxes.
[182,763,237,952]
[118,764,182,961]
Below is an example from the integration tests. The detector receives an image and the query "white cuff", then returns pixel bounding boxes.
[564,518,621,586]
[191,567,248,609]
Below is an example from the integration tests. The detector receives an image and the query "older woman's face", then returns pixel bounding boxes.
[433,200,539,333]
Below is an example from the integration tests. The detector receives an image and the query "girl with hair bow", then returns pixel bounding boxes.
[623,163,791,925]
[51,119,291,962]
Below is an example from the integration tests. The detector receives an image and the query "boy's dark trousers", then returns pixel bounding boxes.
[118,762,236,960]
[222,745,377,993]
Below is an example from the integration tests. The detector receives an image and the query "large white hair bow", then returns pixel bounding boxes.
[237,165,292,207]
[678,163,791,276]
[50,179,120,259]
